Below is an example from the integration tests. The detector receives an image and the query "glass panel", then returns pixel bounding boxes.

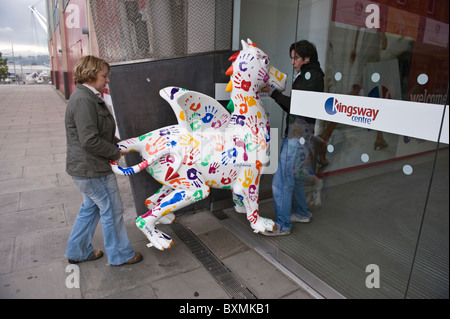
[236,0,300,199]
[405,87,448,299]
[219,0,448,298]
[276,0,449,298]
[405,147,449,298]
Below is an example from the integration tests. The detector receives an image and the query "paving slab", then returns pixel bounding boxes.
[150,267,230,299]
[0,193,20,214]
[11,227,71,272]
[77,239,202,299]
[0,175,59,196]
[0,167,23,181]
[222,249,301,299]
[197,227,249,260]
[18,184,81,210]
[180,210,223,234]
[0,238,14,274]
[0,204,67,240]
[0,260,83,299]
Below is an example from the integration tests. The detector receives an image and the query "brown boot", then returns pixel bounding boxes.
[68,249,104,264]
[121,252,143,266]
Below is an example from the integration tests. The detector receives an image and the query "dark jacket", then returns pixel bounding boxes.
[271,61,324,134]
[65,84,120,178]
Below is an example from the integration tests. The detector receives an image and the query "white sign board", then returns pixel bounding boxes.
[291,90,448,144]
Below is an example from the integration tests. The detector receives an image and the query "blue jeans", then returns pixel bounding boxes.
[272,138,312,232]
[66,174,135,265]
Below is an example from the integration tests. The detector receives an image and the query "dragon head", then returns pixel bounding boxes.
[226,39,287,94]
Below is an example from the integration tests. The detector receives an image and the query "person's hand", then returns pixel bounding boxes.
[260,84,271,94]
[114,150,129,161]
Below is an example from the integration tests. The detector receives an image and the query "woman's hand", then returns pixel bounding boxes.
[114,150,129,161]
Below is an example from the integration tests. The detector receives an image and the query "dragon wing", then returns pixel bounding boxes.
[159,86,231,133]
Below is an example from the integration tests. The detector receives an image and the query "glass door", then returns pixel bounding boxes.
[235,0,448,298]
[277,0,448,298]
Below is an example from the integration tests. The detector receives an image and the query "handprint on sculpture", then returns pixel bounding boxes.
[111,39,287,251]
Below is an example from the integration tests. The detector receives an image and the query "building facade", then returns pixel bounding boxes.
[46,0,449,298]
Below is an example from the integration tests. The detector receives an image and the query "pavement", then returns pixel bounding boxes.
[0,84,313,300]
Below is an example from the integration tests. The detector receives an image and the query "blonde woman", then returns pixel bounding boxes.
[65,56,142,266]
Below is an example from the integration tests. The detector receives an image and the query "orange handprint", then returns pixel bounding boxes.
[214,135,224,151]
[146,136,167,155]
[236,93,248,115]
[184,95,201,111]
[169,177,191,188]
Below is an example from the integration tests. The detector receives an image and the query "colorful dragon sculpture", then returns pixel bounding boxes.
[111,39,287,250]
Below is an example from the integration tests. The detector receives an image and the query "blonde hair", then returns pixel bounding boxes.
[73,55,110,85]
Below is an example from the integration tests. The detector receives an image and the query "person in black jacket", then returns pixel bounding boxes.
[262,40,324,236]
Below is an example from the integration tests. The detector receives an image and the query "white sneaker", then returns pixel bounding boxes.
[290,214,311,223]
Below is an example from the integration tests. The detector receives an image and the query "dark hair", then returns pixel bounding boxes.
[289,40,318,63]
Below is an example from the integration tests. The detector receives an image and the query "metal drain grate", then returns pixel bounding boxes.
[171,221,257,299]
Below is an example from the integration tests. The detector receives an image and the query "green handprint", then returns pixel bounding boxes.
[136,216,146,229]
[201,154,211,166]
